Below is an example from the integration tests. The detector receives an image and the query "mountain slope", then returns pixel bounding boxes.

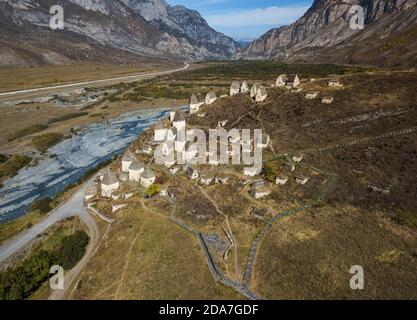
[0,0,239,67]
[241,0,417,67]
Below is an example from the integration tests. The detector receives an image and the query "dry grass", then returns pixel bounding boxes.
[0,64,154,93]
[251,205,417,299]
[71,205,242,300]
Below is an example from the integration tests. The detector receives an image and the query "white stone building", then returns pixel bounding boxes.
[121,154,134,173]
[250,84,262,98]
[243,166,261,177]
[154,121,168,143]
[84,185,97,202]
[101,171,120,198]
[215,176,229,184]
[290,75,301,88]
[166,127,177,142]
[199,174,214,186]
[218,120,228,128]
[187,166,199,180]
[230,81,240,96]
[205,92,217,105]
[189,94,204,114]
[322,97,334,104]
[173,111,185,132]
[295,177,309,185]
[141,168,156,188]
[276,74,289,87]
[292,154,303,163]
[250,185,271,199]
[255,87,268,102]
[328,80,342,87]
[276,176,289,186]
[128,160,145,182]
[305,92,319,99]
[241,81,249,93]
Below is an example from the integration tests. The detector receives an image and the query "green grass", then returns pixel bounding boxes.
[32,133,63,153]
[47,112,89,124]
[0,154,32,180]
[0,154,8,164]
[8,124,48,142]
[175,61,367,81]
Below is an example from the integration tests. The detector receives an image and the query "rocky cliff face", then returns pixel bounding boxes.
[241,0,417,64]
[0,0,239,66]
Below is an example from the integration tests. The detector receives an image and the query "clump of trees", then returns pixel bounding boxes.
[30,197,53,214]
[0,230,89,300]
[0,154,32,180]
[262,162,278,181]
[54,231,90,270]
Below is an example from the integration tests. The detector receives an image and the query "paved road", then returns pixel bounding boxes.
[0,180,93,264]
[0,62,190,102]
[49,201,99,300]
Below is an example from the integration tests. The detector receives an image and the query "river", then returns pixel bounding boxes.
[0,106,184,223]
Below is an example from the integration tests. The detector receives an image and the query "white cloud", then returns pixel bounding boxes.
[205,5,309,28]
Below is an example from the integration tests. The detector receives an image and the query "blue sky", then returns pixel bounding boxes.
[167,0,313,41]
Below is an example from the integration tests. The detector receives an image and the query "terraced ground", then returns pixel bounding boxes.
[68,65,417,299]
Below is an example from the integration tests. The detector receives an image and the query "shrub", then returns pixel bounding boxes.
[0,154,8,164]
[0,250,54,300]
[0,155,32,179]
[262,162,278,181]
[47,112,88,124]
[32,133,63,152]
[145,184,161,197]
[54,231,89,270]
[30,197,53,214]
[8,124,48,142]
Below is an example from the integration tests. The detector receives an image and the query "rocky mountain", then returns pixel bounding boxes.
[241,0,417,67]
[0,0,239,67]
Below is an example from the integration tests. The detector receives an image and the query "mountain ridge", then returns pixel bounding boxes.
[240,0,417,67]
[0,0,239,67]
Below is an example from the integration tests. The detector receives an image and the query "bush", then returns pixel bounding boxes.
[32,133,63,152]
[8,124,48,142]
[0,155,32,179]
[262,162,278,181]
[145,184,161,197]
[0,154,8,164]
[54,231,89,270]
[0,250,54,300]
[30,198,53,214]
[47,112,88,124]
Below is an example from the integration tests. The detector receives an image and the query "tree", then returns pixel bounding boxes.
[262,162,278,181]
[30,197,53,214]
[145,184,161,197]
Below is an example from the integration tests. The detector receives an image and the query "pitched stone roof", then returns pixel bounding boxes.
[122,154,134,162]
[206,92,217,99]
[129,160,145,171]
[102,171,118,185]
[277,74,288,81]
[189,94,198,105]
[231,81,240,89]
[173,110,185,122]
[257,86,267,96]
[142,168,155,179]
